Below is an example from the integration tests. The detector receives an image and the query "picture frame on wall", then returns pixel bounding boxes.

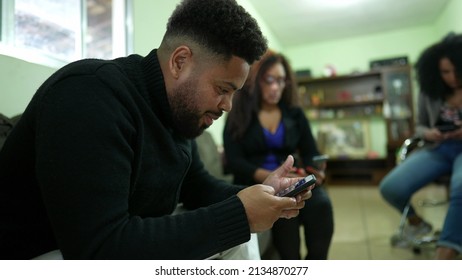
[317,120,370,159]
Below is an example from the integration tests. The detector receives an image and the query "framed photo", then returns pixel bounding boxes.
[316,120,370,159]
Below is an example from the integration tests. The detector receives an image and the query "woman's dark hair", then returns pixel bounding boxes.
[226,50,300,141]
[165,0,267,64]
[415,32,462,100]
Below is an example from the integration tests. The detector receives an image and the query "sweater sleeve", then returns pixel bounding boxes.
[180,140,244,208]
[415,93,432,139]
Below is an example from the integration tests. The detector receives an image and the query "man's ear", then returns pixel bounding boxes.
[168,46,192,79]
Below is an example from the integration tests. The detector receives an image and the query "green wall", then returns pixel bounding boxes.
[435,0,462,36]
[132,0,179,56]
[0,54,55,117]
[0,0,461,150]
[132,0,282,57]
[284,26,437,76]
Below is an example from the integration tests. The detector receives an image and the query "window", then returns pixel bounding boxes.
[0,0,132,67]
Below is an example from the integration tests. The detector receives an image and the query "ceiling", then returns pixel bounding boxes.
[248,0,450,48]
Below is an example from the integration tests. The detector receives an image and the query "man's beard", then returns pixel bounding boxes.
[169,78,209,139]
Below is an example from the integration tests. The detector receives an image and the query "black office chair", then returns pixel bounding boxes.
[391,136,450,254]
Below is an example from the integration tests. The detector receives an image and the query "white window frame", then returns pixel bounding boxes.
[0,0,133,68]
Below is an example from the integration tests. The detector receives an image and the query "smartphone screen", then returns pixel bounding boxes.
[312,154,329,163]
[276,174,316,197]
[436,124,460,132]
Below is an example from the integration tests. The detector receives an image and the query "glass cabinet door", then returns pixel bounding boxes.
[382,66,414,147]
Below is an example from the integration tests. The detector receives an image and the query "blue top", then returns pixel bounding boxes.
[261,122,285,171]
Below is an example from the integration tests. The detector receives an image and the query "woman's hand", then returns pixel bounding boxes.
[444,127,462,140]
[306,166,326,185]
[288,167,307,178]
[262,155,313,213]
[238,155,313,233]
[424,128,445,142]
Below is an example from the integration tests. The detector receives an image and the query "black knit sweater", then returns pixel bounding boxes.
[0,49,249,259]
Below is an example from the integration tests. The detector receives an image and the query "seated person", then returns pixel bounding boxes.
[223,50,334,260]
[379,33,462,260]
[0,0,311,259]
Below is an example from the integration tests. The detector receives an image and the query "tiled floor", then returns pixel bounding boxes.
[300,183,451,260]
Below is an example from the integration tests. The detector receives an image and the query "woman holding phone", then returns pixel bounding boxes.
[380,33,462,259]
[223,50,334,260]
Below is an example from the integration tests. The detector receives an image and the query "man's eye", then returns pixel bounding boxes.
[218,87,229,95]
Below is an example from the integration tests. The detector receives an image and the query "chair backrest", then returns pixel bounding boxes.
[195,131,233,182]
[396,136,425,165]
[0,113,15,151]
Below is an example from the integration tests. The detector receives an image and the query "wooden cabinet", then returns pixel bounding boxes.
[298,65,414,185]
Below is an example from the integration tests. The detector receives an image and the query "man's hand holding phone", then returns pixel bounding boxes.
[237,155,313,233]
[276,174,316,197]
[263,155,313,201]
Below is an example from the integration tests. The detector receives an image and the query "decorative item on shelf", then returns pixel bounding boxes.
[373,85,383,99]
[364,91,374,101]
[350,69,362,75]
[305,109,319,120]
[311,94,321,106]
[353,93,366,102]
[295,69,312,80]
[383,100,391,118]
[390,103,412,119]
[392,79,403,95]
[298,85,310,106]
[310,89,324,106]
[366,150,379,159]
[316,120,370,159]
[363,106,374,116]
[369,56,408,70]
[323,64,337,77]
[391,104,402,118]
[337,90,352,101]
[319,109,335,119]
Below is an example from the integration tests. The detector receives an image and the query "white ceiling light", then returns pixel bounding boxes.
[317,0,363,8]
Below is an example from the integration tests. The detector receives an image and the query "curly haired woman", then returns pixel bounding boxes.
[380,33,462,259]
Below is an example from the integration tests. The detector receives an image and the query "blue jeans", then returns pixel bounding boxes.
[379,140,462,253]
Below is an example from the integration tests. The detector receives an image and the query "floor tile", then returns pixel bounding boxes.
[325,184,449,260]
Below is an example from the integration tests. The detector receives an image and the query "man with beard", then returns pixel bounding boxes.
[0,0,312,260]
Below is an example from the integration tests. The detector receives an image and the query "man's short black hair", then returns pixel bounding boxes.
[165,0,267,64]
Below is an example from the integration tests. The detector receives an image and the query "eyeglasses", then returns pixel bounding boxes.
[262,75,287,87]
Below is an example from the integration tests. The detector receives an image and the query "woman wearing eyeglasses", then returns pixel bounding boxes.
[223,50,334,259]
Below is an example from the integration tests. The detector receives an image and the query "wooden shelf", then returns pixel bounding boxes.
[299,65,414,171]
[325,159,391,186]
[307,99,383,108]
[297,70,381,84]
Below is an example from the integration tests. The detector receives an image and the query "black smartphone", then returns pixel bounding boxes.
[312,154,329,163]
[312,154,329,169]
[276,174,316,197]
[435,124,460,133]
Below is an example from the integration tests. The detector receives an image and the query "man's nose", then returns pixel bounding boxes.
[219,94,233,112]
